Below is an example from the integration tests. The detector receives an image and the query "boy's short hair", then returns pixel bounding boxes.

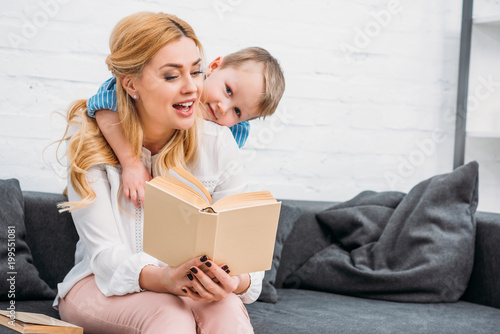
[220,47,285,119]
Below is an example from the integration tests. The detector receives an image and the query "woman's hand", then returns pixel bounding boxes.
[139,256,208,296]
[122,159,152,208]
[139,256,251,301]
[183,260,251,302]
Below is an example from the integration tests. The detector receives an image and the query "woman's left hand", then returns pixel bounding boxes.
[182,261,250,302]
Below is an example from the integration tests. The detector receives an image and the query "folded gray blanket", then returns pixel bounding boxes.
[288,162,479,302]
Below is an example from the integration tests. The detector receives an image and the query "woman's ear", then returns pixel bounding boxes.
[121,76,139,99]
[205,57,223,77]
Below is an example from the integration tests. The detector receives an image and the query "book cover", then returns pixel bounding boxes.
[0,310,83,334]
[143,167,281,275]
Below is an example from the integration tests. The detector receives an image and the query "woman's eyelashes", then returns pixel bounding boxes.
[164,74,178,81]
[164,69,203,81]
[191,69,203,77]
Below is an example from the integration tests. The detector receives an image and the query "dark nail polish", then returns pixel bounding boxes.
[182,288,187,293]
[205,261,212,268]
[221,265,228,271]
[200,255,207,262]
[187,273,194,280]
[225,269,230,274]
[190,267,198,274]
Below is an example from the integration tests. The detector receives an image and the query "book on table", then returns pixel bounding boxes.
[0,310,83,333]
[143,166,281,275]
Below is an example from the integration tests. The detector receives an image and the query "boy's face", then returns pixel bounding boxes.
[201,58,264,127]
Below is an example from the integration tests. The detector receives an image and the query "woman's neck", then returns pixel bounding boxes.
[135,102,177,155]
[142,124,176,156]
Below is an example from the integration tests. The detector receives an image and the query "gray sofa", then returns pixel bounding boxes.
[1,189,500,333]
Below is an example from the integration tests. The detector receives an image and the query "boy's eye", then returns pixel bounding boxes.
[234,108,241,117]
[226,86,232,96]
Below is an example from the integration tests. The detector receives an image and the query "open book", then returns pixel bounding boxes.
[143,167,281,275]
[0,310,83,334]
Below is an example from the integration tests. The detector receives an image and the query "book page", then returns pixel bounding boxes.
[212,190,277,212]
[169,167,212,205]
[148,177,208,209]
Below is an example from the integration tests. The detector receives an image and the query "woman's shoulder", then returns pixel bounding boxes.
[201,119,233,137]
[86,163,122,179]
[191,120,241,176]
[200,120,237,149]
[190,121,246,195]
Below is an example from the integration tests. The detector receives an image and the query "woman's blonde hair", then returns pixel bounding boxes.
[59,12,204,211]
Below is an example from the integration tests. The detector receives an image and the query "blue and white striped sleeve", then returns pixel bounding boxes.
[87,77,118,118]
[229,121,250,148]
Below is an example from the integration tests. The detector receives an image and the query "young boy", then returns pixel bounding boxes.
[87,47,285,207]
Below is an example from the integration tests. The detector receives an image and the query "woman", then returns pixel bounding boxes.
[55,12,262,333]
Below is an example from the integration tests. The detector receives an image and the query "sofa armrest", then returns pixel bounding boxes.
[461,211,500,309]
[23,191,79,290]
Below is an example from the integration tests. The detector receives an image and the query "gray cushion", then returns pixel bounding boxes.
[258,204,301,303]
[0,179,55,300]
[287,161,479,302]
[23,191,77,289]
[275,200,333,289]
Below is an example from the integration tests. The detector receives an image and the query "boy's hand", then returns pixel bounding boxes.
[94,109,151,207]
[122,159,152,208]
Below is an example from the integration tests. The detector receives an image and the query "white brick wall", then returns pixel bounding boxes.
[1,0,496,211]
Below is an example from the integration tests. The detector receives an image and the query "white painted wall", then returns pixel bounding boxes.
[1,0,495,211]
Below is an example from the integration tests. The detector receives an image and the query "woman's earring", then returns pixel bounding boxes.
[133,94,138,99]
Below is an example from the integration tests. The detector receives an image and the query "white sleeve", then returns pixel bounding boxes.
[238,271,265,304]
[67,166,158,296]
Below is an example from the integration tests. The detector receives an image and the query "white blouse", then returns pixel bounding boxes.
[54,121,264,307]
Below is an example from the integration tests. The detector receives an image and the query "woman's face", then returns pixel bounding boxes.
[131,37,204,138]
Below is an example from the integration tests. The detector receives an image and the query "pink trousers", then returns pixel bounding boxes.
[58,275,254,334]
